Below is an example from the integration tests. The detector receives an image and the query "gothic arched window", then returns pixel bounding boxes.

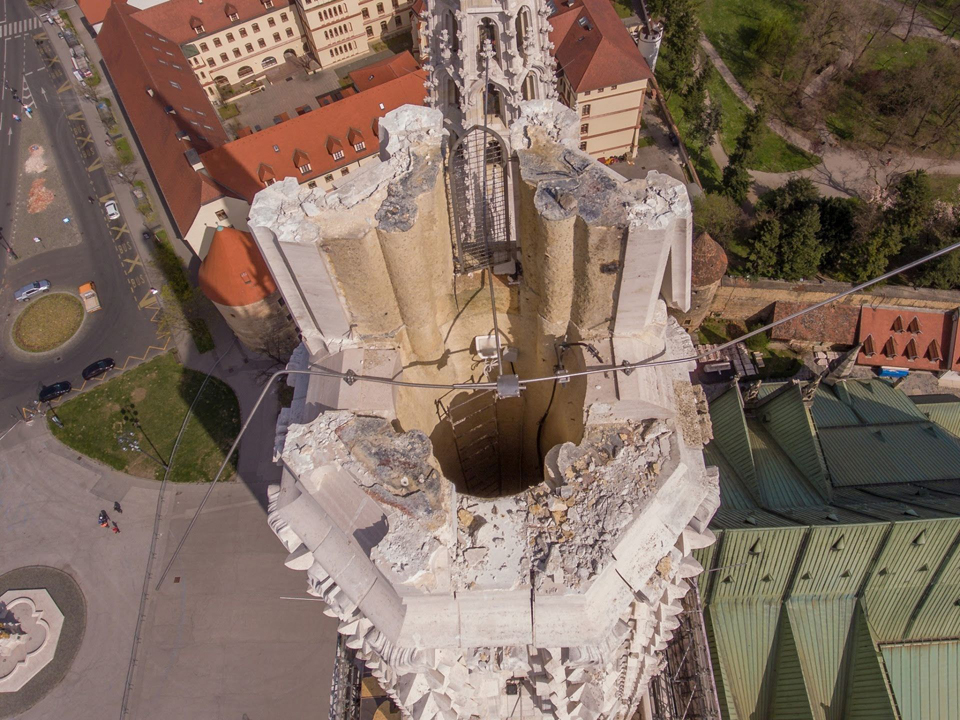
[478,18,500,68]
[516,8,531,58]
[446,11,459,53]
[521,72,537,101]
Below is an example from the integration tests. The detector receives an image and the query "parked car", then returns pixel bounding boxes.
[79,282,101,313]
[39,381,72,403]
[14,280,51,302]
[142,231,153,242]
[82,358,115,380]
[104,200,120,220]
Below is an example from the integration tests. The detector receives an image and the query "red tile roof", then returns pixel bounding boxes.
[199,227,278,306]
[549,0,652,93]
[771,302,860,345]
[691,232,727,286]
[134,0,291,45]
[98,4,229,236]
[77,0,126,27]
[199,69,427,201]
[856,306,960,372]
[349,51,421,92]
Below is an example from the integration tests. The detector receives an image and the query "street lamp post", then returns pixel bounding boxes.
[116,431,167,469]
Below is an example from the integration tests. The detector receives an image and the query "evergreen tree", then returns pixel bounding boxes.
[647,0,702,95]
[818,196,860,270]
[888,170,933,241]
[913,212,960,290]
[721,104,766,203]
[690,105,723,154]
[779,204,823,280]
[747,215,781,276]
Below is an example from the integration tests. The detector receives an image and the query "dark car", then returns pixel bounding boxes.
[82,358,115,380]
[142,231,152,242]
[39,381,72,403]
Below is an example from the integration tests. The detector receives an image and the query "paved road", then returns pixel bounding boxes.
[0,0,163,432]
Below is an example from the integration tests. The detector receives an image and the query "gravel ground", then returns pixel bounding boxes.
[8,112,83,261]
[0,566,86,719]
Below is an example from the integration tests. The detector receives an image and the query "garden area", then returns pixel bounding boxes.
[698,317,803,379]
[49,353,240,483]
[13,294,83,353]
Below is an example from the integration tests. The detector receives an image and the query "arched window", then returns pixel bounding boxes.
[515,8,531,58]
[237,65,254,78]
[446,11,459,53]
[478,18,499,68]
[521,72,536,101]
[214,75,230,86]
[484,83,502,120]
[283,49,297,60]
[261,56,277,68]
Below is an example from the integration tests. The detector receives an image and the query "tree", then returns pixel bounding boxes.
[779,204,823,279]
[692,193,744,248]
[721,104,766,203]
[888,170,933,241]
[836,215,902,282]
[747,215,781,277]
[914,223,960,289]
[818,196,860,269]
[689,105,722,155]
[647,0,702,96]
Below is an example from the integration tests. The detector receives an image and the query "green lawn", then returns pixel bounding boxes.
[611,0,634,19]
[115,137,135,164]
[705,66,820,173]
[666,91,724,193]
[697,318,802,378]
[928,174,960,203]
[218,103,240,120]
[49,354,240,483]
[917,0,960,36]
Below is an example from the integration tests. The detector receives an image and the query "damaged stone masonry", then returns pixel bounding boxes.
[249,100,719,720]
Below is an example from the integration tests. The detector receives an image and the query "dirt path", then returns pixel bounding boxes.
[699,34,960,198]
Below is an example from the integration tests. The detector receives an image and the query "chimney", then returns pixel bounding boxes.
[184,148,204,172]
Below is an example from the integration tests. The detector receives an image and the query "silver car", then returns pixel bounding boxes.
[104,200,120,220]
[14,280,51,302]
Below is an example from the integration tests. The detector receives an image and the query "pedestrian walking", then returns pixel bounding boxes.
[88,196,95,204]
[113,501,122,514]
[98,510,110,528]
[112,522,120,534]
[12,114,20,123]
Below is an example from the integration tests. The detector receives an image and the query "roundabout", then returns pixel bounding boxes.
[12,294,84,354]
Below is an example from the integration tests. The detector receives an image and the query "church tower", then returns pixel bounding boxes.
[419,0,558,141]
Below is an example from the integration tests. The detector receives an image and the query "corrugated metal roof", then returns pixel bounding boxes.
[705,606,740,720]
[859,483,960,517]
[830,488,949,522]
[915,400,960,438]
[770,610,815,720]
[787,597,856,720]
[810,385,861,427]
[703,443,757,511]
[709,601,782,720]
[842,379,930,425]
[882,640,960,720]
[906,527,960,641]
[711,505,800,530]
[776,504,881,526]
[818,422,960,486]
[790,524,889,597]
[712,527,807,601]
[756,384,830,496]
[749,423,827,508]
[710,386,759,497]
[845,604,898,720]
[863,518,960,643]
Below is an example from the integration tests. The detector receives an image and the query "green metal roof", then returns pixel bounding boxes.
[882,640,960,720]
[749,423,827,508]
[703,443,757,511]
[916,400,960,439]
[770,609,815,720]
[711,527,806,601]
[786,597,856,720]
[710,386,759,498]
[845,605,897,720]
[817,422,960,486]
[790,524,889,597]
[810,385,862,427]
[756,384,830,496]
[906,527,960,640]
[862,518,960,643]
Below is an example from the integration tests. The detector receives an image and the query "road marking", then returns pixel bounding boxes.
[76,133,93,147]
[112,223,131,239]
[57,79,71,94]
[23,70,31,76]
[46,55,60,68]
[66,110,83,121]
[99,191,116,202]
[139,291,160,310]
[33,32,45,41]
[87,157,102,172]
[122,256,144,274]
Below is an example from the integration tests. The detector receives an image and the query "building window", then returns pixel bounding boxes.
[579,141,587,150]
[207,58,216,67]
[238,65,254,77]
[299,162,311,173]
[200,71,206,78]
[324,174,334,182]
[263,0,274,6]
[245,42,253,52]
[214,37,222,47]
[280,11,288,20]
[268,17,276,27]
[252,22,260,32]
[226,32,235,41]
[584,90,590,96]
[376,2,384,13]
[354,141,365,151]
[194,25,205,34]
[239,27,248,37]
[307,180,317,188]
[265,178,276,185]
[380,20,387,31]
[365,25,373,36]
[262,55,277,67]
[273,32,281,42]
[228,12,239,21]
[581,104,590,117]
[395,15,401,26]
[341,167,350,176]
[200,42,209,51]
[258,38,266,48]
[220,52,228,62]
[233,48,242,58]
[580,123,588,134]
[333,150,344,161]
[215,210,228,221]
[170,80,182,89]
[611,84,617,90]
[286,27,294,37]
[392,0,398,7]
[362,7,369,18]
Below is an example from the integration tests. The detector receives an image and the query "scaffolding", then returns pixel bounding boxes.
[329,634,363,720]
[647,580,721,720]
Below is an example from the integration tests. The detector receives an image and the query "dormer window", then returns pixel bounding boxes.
[354,141,365,152]
[327,136,344,162]
[299,162,312,173]
[191,17,205,34]
[333,150,344,161]
[293,149,311,174]
[225,3,239,20]
[258,162,276,186]
[262,0,273,7]
[348,127,365,153]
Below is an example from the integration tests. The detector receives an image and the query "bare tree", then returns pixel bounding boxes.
[103,156,139,185]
